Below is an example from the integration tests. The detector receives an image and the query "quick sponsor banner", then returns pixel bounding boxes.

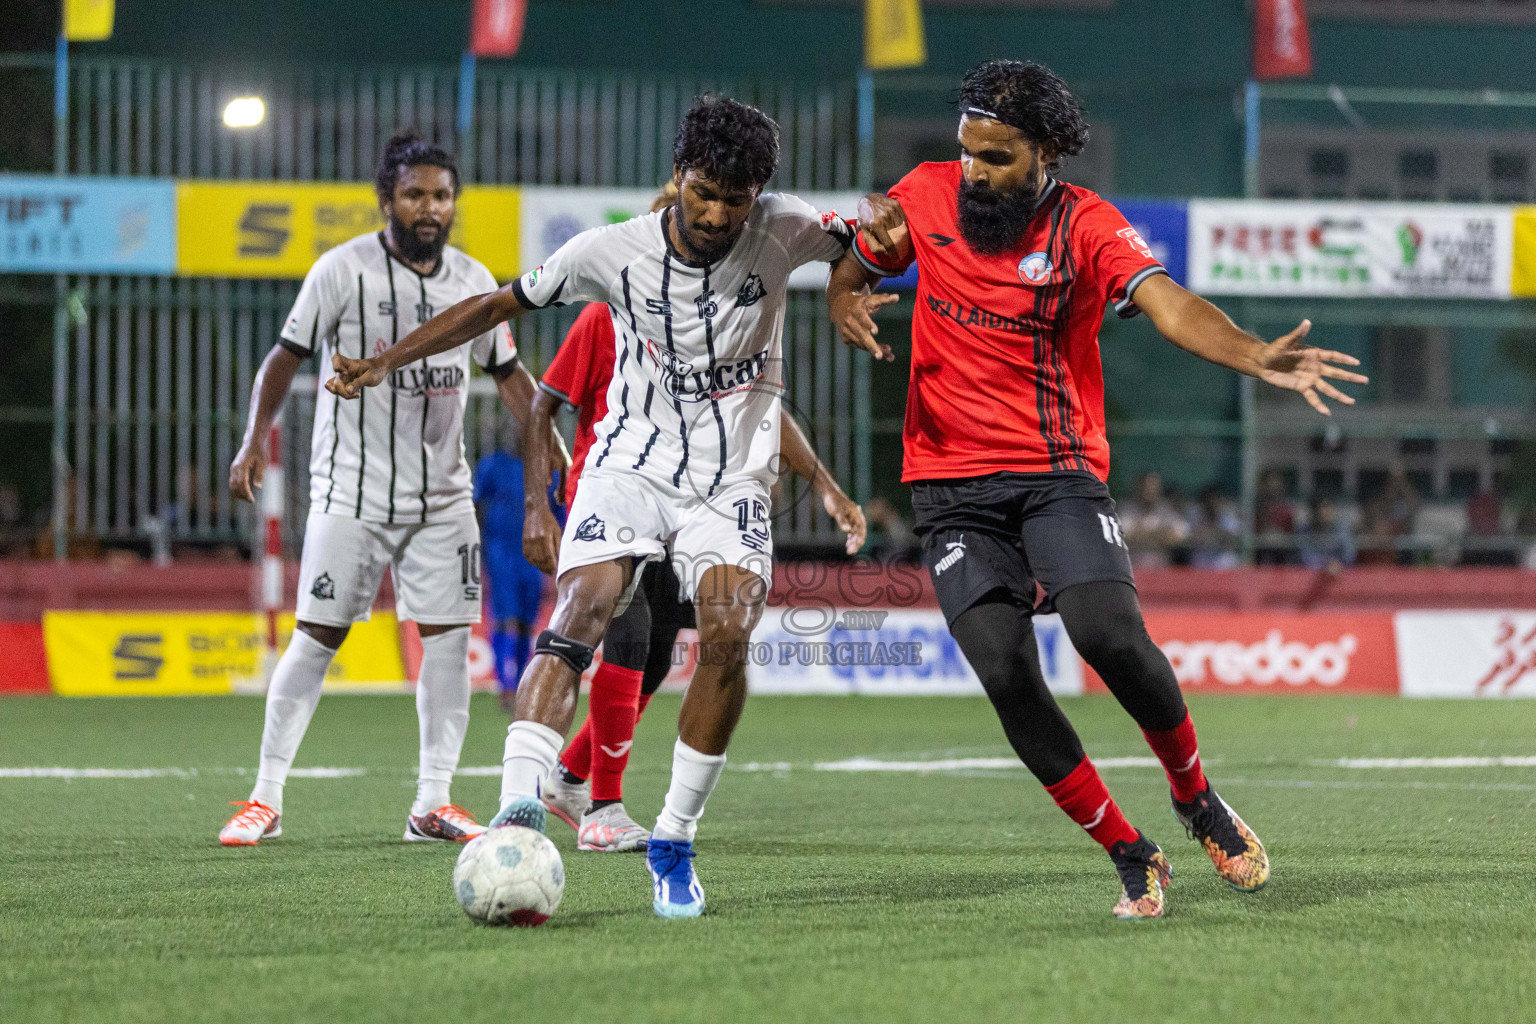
[746,608,1082,696]
[175,182,520,280]
[1189,201,1513,298]
[1083,612,1398,695]
[1512,206,1536,298]
[518,187,864,290]
[0,175,176,274]
[0,622,51,693]
[44,611,404,696]
[1395,611,1536,698]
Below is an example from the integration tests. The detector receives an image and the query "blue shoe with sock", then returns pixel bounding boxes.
[647,838,704,918]
[489,795,546,833]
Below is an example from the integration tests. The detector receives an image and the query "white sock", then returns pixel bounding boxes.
[500,720,564,810]
[412,626,471,817]
[652,739,727,843]
[250,630,337,814]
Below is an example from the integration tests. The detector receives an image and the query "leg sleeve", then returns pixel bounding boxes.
[1054,580,1187,732]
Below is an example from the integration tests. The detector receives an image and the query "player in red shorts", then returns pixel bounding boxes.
[530,192,867,852]
[828,60,1367,918]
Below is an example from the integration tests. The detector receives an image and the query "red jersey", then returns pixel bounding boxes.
[854,162,1166,484]
[539,302,614,507]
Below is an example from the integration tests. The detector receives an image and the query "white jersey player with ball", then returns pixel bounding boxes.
[326,97,856,919]
[219,135,552,848]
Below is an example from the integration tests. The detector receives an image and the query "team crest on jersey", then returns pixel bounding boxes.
[310,572,336,600]
[575,514,606,542]
[736,274,766,308]
[1018,251,1054,285]
[1117,226,1154,259]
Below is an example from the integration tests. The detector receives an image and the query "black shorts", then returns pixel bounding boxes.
[642,558,696,632]
[911,470,1135,624]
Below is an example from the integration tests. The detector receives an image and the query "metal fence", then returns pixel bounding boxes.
[40,55,866,553]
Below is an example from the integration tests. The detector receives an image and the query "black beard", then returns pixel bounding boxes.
[956,177,1045,257]
[671,203,737,265]
[388,213,448,266]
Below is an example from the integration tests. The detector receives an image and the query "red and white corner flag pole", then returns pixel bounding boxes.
[260,419,285,680]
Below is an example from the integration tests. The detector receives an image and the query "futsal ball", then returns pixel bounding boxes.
[453,825,565,926]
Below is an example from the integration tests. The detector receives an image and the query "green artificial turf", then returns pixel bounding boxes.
[2,693,1534,1024]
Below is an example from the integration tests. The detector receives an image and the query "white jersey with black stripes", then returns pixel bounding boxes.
[514,193,853,500]
[279,232,516,524]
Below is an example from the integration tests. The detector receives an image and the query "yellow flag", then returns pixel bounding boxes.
[65,0,115,42]
[865,0,925,70]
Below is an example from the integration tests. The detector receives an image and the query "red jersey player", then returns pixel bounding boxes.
[530,196,868,852]
[828,60,1366,919]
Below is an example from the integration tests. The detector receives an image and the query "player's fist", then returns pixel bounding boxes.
[857,193,911,261]
[326,353,388,400]
[228,443,267,503]
[523,503,562,576]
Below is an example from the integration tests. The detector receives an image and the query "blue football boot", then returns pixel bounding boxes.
[647,838,705,918]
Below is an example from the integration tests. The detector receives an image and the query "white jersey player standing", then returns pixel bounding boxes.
[219,134,561,848]
[327,98,856,917]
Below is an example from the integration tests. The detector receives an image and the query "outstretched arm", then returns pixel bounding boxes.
[1132,274,1368,416]
[326,283,529,399]
[778,410,866,555]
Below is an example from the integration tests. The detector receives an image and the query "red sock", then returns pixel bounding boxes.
[587,662,643,801]
[561,718,593,783]
[1142,710,1209,803]
[1044,757,1139,850]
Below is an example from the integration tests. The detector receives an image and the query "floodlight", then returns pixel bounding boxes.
[223,97,265,129]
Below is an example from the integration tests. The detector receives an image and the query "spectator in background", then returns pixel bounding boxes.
[0,482,21,557]
[1300,496,1355,572]
[1119,472,1189,569]
[1463,481,1516,567]
[1186,485,1241,569]
[1371,463,1420,541]
[1353,506,1399,566]
[1254,469,1296,565]
[865,496,918,562]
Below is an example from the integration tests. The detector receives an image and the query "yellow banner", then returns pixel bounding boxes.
[1512,206,1536,298]
[65,0,115,41]
[44,611,404,697]
[865,0,926,70]
[175,182,520,280]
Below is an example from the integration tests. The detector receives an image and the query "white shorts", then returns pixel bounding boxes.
[558,471,773,601]
[295,512,483,627]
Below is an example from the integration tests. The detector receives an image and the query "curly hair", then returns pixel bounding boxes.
[957,60,1089,172]
[375,132,460,200]
[673,95,780,191]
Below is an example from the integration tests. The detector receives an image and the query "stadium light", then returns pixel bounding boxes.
[223,96,265,129]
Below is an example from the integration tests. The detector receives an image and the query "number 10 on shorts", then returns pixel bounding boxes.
[1098,513,1125,549]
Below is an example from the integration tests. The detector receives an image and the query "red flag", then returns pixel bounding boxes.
[1253,0,1312,81]
[471,0,527,58]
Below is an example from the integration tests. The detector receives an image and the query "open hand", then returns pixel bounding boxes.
[1256,320,1368,416]
[325,353,389,400]
[830,288,898,362]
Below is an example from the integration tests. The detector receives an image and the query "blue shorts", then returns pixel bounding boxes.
[483,538,545,624]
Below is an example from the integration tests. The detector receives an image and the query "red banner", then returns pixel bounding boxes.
[1253,0,1312,81]
[470,0,527,59]
[0,622,51,692]
[1086,612,1398,695]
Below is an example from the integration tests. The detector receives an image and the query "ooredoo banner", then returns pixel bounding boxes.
[1086,612,1399,695]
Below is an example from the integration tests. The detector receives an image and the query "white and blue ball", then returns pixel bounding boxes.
[453,825,565,926]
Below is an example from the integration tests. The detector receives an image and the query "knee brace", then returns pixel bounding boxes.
[534,629,595,675]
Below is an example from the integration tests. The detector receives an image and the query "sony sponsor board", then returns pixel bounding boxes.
[1190,201,1513,298]
[746,607,1083,696]
[518,186,864,290]
[0,175,176,274]
[1395,611,1536,698]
